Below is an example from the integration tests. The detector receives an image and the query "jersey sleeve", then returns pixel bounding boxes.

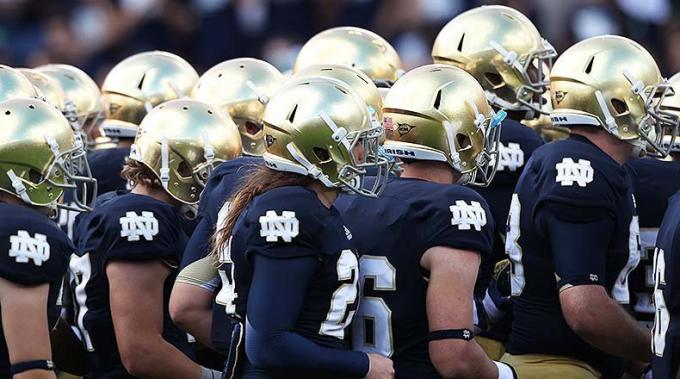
[0,217,72,285]
[423,186,495,256]
[244,188,326,261]
[101,205,183,267]
[176,255,220,292]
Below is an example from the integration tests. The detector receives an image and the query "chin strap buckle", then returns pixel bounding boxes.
[7,169,32,204]
[160,136,170,189]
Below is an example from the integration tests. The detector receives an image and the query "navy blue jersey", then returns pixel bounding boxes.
[220,185,360,377]
[506,135,639,378]
[625,159,680,324]
[58,147,130,239]
[652,190,680,379]
[474,119,543,293]
[0,203,72,377]
[335,176,494,379]
[69,191,193,378]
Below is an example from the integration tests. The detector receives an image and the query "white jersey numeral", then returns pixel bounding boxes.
[506,194,525,296]
[352,255,396,357]
[652,248,669,356]
[69,253,94,351]
[215,202,239,316]
[319,250,359,339]
[612,212,641,304]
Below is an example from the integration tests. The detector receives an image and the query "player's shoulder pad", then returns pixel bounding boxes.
[530,137,628,210]
[0,203,72,284]
[500,118,544,149]
[199,156,263,217]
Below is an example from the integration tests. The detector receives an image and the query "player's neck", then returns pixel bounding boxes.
[116,139,133,148]
[400,161,459,184]
[306,181,338,208]
[571,127,634,165]
[131,183,181,207]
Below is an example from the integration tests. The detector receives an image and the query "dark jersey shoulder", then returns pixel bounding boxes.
[87,147,130,195]
[493,118,544,184]
[625,158,680,228]
[75,191,187,266]
[199,156,262,223]
[0,203,72,284]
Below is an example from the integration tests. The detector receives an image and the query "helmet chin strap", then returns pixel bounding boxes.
[594,90,620,137]
[160,136,170,190]
[285,143,335,188]
[6,169,31,204]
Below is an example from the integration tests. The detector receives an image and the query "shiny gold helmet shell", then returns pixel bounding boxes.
[262,76,390,197]
[549,35,676,157]
[521,89,570,142]
[0,98,96,210]
[383,64,505,186]
[18,68,66,110]
[129,99,242,204]
[0,65,40,102]
[101,51,199,140]
[294,27,403,88]
[36,64,104,144]
[191,58,284,156]
[432,5,556,118]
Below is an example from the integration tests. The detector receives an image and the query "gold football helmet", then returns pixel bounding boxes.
[262,76,390,197]
[383,64,505,186]
[18,68,66,110]
[0,65,40,102]
[293,64,383,127]
[129,99,242,204]
[549,35,677,157]
[294,27,403,88]
[191,58,284,156]
[432,5,556,118]
[101,51,199,140]
[0,98,96,211]
[660,72,680,154]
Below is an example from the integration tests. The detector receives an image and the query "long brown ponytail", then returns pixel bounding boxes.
[211,164,315,260]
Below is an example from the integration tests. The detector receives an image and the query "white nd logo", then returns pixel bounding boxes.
[259,210,299,242]
[450,201,487,231]
[494,142,525,172]
[119,211,159,241]
[9,231,50,266]
[555,158,594,187]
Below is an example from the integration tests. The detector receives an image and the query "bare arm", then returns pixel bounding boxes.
[169,281,214,347]
[0,277,56,379]
[420,246,498,379]
[107,260,202,379]
[560,285,651,362]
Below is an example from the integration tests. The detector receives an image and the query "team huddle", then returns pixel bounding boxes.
[0,4,679,379]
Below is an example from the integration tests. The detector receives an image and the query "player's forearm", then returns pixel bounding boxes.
[430,340,498,379]
[119,336,202,379]
[566,295,650,362]
[170,304,213,348]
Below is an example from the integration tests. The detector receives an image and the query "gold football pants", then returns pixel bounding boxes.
[501,353,601,379]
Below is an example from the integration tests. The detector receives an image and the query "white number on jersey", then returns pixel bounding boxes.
[352,255,396,357]
[612,211,641,304]
[633,228,659,315]
[215,202,239,315]
[70,253,95,351]
[652,248,669,356]
[506,194,525,296]
[319,249,359,339]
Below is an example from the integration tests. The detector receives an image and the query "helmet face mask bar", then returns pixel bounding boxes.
[638,81,679,157]
[337,125,392,197]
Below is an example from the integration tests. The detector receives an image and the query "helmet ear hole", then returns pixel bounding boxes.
[313,147,331,163]
[611,99,629,115]
[177,161,192,178]
[29,169,44,183]
[244,121,262,135]
[484,72,504,87]
[585,56,595,74]
[456,133,471,149]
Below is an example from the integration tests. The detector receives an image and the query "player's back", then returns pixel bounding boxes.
[336,176,494,379]
[0,203,72,377]
[70,191,193,378]
[507,135,637,377]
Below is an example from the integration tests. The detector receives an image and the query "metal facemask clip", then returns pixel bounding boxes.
[320,111,351,150]
[6,169,31,204]
[160,136,170,190]
[595,90,620,137]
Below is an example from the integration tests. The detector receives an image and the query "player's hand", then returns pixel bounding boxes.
[364,353,394,379]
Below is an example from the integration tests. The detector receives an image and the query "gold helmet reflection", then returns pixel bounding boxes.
[549,35,676,157]
[101,51,199,140]
[432,5,556,118]
[191,58,284,156]
[0,65,40,102]
[294,27,403,88]
[383,64,505,186]
[36,64,104,145]
[18,68,66,110]
[262,76,390,197]
[129,99,242,204]
[0,98,96,210]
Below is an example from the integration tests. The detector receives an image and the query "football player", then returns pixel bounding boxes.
[335,64,514,378]
[502,35,677,378]
[294,26,403,97]
[0,65,41,101]
[68,99,241,378]
[651,180,680,378]
[170,58,283,352]
[431,5,555,357]
[212,76,393,378]
[0,98,94,378]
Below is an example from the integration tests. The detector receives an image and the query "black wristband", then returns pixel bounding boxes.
[10,359,55,376]
[428,328,474,341]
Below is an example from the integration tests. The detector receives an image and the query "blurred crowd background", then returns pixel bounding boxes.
[0,0,678,82]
